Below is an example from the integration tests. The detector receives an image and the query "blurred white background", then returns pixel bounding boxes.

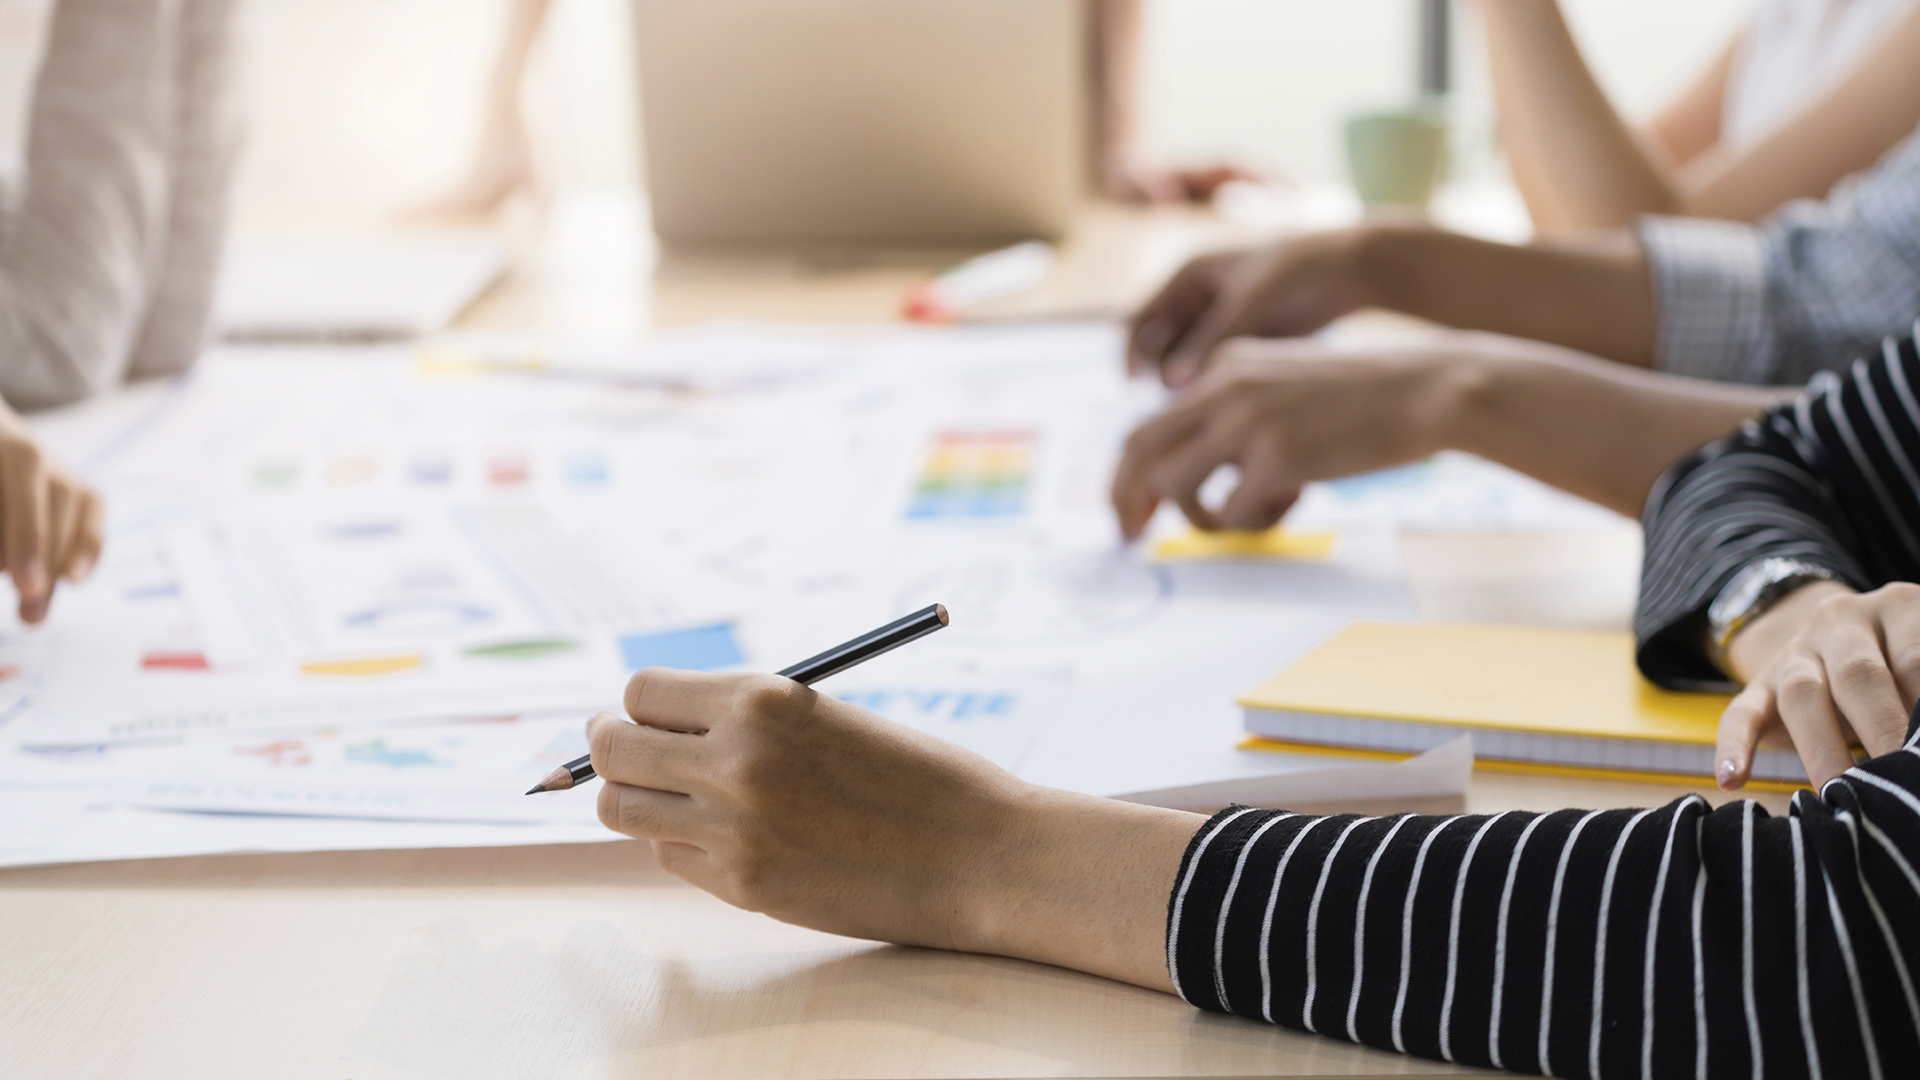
[0,0,1753,236]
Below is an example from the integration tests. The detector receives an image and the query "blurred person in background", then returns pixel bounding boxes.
[1114,0,1920,542]
[0,0,244,622]
[1484,0,1920,232]
[413,0,1252,222]
[1127,0,1920,389]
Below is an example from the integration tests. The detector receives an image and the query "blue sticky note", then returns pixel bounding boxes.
[618,623,745,672]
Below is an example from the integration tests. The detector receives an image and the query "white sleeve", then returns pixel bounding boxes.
[0,0,236,411]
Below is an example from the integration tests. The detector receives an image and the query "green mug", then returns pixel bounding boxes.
[1344,107,1450,209]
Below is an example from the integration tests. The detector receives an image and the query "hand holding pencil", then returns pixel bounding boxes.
[561,597,1194,988]
[528,604,950,794]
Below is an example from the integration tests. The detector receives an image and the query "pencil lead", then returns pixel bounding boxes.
[528,763,576,794]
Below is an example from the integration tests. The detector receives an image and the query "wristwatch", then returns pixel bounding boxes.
[1706,557,1840,677]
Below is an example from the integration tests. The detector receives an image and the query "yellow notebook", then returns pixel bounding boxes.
[1238,621,1808,787]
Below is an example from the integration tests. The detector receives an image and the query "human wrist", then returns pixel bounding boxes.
[1410,336,1506,461]
[1725,579,1855,683]
[1347,222,1445,315]
[1342,223,1400,311]
[955,784,1199,992]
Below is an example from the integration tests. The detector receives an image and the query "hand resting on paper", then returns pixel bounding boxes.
[1110,333,1787,541]
[1719,580,1920,790]
[0,402,102,623]
[588,667,1202,991]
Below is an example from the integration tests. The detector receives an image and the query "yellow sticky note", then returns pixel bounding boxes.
[1151,527,1339,563]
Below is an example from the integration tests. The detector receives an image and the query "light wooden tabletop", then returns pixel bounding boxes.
[0,773,1781,1080]
[0,199,1787,1079]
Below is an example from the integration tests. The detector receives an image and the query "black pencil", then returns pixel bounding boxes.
[526,603,950,794]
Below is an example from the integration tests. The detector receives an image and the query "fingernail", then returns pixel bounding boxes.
[19,558,45,599]
[68,554,94,583]
[20,596,45,624]
[1717,758,1741,790]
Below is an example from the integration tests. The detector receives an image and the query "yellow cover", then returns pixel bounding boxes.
[1238,621,1731,743]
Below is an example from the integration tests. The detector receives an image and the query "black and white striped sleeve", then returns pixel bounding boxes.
[1635,326,1920,688]
[1164,330,1920,1074]
[1166,723,1920,1077]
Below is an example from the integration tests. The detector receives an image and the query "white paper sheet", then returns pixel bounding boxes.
[1115,736,1473,813]
[0,322,1608,869]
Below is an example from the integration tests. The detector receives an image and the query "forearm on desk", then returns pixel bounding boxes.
[954,746,1920,1075]
[961,787,1199,993]
[1434,336,1790,517]
[1354,226,1659,369]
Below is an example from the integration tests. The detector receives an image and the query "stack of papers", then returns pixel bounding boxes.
[1,322,1621,869]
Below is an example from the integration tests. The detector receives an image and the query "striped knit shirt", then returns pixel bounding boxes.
[1168,330,1920,1076]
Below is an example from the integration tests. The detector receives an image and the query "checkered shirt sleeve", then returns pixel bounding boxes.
[1639,122,1920,385]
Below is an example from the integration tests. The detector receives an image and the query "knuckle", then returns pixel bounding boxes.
[1778,661,1828,701]
[720,848,778,910]
[588,714,624,763]
[1891,643,1920,681]
[8,439,41,472]
[722,743,782,795]
[1877,581,1920,604]
[735,674,803,721]
[1212,339,1258,370]
[652,839,696,877]
[1833,653,1888,689]
[596,783,634,833]
[1813,591,1860,625]
[623,667,661,718]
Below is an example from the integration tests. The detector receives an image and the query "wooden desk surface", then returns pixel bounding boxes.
[0,200,1788,1078]
[0,772,1783,1080]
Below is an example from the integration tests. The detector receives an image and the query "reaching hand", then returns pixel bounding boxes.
[1719,581,1920,790]
[1125,230,1372,388]
[589,667,1197,990]
[1111,338,1458,540]
[0,408,102,624]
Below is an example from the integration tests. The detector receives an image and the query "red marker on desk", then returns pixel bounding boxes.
[904,241,1055,322]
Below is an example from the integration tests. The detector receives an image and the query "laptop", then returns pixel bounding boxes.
[213,234,508,342]
[632,0,1087,246]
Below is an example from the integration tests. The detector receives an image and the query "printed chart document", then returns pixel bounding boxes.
[0,323,1603,868]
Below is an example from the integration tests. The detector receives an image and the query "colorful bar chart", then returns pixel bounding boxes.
[904,430,1036,520]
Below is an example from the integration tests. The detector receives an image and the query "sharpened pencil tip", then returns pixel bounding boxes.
[525,763,575,794]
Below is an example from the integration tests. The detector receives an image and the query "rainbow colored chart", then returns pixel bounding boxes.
[905,430,1036,520]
